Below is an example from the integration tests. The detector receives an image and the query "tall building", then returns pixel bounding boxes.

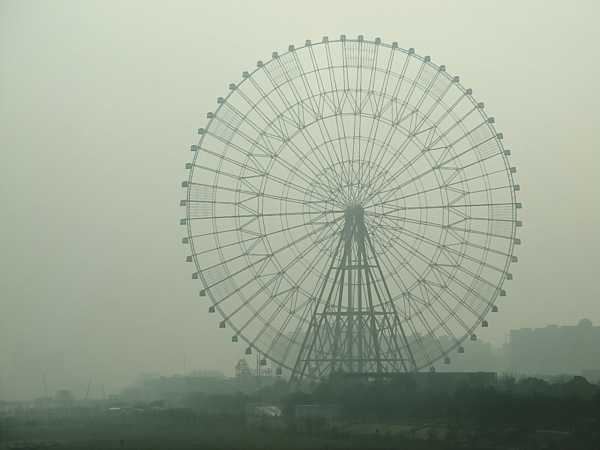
[506,319,600,376]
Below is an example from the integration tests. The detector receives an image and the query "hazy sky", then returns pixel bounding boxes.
[1,0,599,400]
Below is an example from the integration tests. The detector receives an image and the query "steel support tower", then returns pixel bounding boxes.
[291,205,417,381]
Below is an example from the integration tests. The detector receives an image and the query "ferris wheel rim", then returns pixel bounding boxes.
[183,35,521,377]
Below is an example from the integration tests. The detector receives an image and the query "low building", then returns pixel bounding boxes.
[246,404,282,417]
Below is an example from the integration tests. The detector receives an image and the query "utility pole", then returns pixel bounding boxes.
[84,379,92,400]
[42,372,49,398]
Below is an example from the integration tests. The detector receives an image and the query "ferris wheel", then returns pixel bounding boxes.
[181,35,521,381]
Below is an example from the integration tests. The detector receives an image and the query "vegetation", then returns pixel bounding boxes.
[2,375,600,449]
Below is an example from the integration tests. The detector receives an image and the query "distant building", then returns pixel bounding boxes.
[438,339,503,372]
[120,372,234,403]
[506,318,600,376]
[55,389,75,406]
[581,369,600,384]
[120,367,280,404]
[412,371,498,391]
[235,359,252,379]
[331,371,497,392]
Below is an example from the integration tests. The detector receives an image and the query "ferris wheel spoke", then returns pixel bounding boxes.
[259,216,344,296]
[364,227,415,301]
[188,209,344,221]
[219,97,343,197]
[341,40,364,192]
[372,219,457,268]
[371,224,450,290]
[440,135,501,171]
[367,242,413,313]
[366,228,433,317]
[193,152,322,203]
[287,225,351,372]
[271,280,320,353]
[187,226,241,240]
[251,66,351,191]
[450,238,512,258]
[247,223,343,354]
[371,222,509,278]
[202,215,343,295]
[281,129,335,183]
[206,126,333,198]
[418,261,492,334]
[187,181,330,209]
[408,286,450,361]
[360,46,399,199]
[261,169,332,205]
[367,224,446,363]
[244,287,299,355]
[369,215,507,276]
[188,198,325,216]
[221,223,335,333]
[226,220,343,335]
[203,129,296,179]
[390,57,428,137]
[318,41,354,184]
[271,50,353,194]
[285,129,349,201]
[206,222,342,336]
[222,95,344,201]
[364,228,416,369]
[373,224,477,338]
[374,223,498,320]
[245,222,338,319]
[440,281,488,331]
[370,201,515,215]
[370,51,419,155]
[354,39,366,201]
[405,298,443,367]
[412,265,471,344]
[369,125,499,207]
[365,211,446,231]
[365,92,479,203]
[357,40,386,204]
[365,169,513,210]
[365,210,516,241]
[363,260,410,371]
[342,41,370,192]
[367,56,441,194]
[306,106,352,191]
[213,118,338,200]
[366,224,440,342]
[191,215,340,259]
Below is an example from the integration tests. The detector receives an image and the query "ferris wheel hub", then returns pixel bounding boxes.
[344,204,364,219]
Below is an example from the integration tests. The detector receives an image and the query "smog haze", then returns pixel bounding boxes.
[1,0,599,401]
